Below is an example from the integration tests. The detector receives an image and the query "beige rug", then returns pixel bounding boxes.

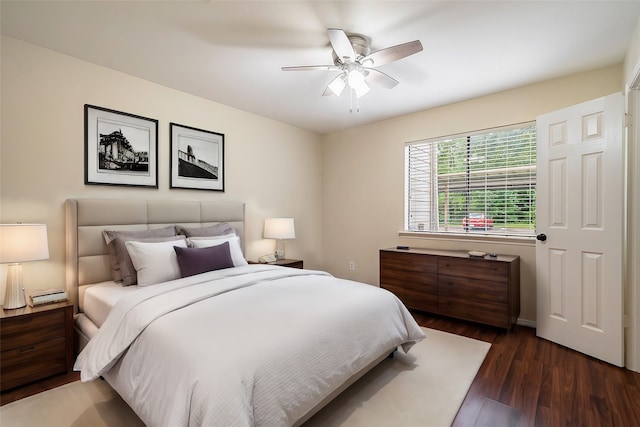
[0,328,490,427]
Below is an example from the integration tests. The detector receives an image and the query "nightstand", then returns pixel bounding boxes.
[0,301,74,392]
[274,259,304,269]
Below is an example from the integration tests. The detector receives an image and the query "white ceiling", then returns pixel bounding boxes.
[2,1,639,134]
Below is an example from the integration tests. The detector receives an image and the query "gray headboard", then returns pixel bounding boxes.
[65,198,245,312]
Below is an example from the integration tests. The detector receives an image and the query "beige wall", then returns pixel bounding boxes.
[0,34,630,327]
[0,36,323,302]
[321,64,623,324]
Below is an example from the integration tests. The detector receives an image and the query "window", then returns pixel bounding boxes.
[405,123,536,237]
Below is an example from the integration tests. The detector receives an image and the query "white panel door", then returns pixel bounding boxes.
[536,93,624,366]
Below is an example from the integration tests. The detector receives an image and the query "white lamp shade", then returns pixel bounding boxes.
[263,218,295,240]
[0,224,50,263]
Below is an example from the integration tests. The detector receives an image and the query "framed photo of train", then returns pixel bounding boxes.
[169,123,225,192]
[84,104,158,187]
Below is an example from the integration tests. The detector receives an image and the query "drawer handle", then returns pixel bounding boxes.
[19,345,36,353]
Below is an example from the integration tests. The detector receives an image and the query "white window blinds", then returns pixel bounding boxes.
[405,123,536,237]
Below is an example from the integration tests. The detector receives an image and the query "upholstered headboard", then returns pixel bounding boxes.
[65,198,245,312]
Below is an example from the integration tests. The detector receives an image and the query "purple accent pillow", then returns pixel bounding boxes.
[174,242,234,278]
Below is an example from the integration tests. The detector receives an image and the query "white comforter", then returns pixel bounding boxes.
[74,265,425,427]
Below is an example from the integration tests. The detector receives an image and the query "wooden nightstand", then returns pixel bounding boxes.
[0,301,74,392]
[274,259,304,269]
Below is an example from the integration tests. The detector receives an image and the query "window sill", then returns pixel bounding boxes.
[398,231,535,247]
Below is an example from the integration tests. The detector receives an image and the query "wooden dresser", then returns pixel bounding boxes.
[0,302,74,392]
[380,248,520,329]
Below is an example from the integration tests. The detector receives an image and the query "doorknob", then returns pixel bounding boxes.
[536,233,547,242]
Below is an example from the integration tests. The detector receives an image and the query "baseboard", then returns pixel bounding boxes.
[516,318,536,328]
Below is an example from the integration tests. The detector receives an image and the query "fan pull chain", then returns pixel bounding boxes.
[349,89,361,113]
[350,88,354,113]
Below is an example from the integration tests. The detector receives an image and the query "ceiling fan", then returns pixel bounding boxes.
[282,28,423,109]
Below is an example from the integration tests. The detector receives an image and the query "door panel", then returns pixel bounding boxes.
[536,93,624,366]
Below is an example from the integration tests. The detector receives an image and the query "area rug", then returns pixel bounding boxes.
[0,328,490,427]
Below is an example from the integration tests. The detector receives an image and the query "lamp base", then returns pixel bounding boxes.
[4,263,26,310]
[274,239,286,260]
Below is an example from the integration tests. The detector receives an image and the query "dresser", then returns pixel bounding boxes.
[0,302,74,391]
[380,248,520,329]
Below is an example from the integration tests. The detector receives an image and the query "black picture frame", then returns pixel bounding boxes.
[84,104,158,188]
[170,123,225,192]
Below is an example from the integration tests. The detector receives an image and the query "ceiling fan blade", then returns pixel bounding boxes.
[328,28,356,62]
[361,40,423,67]
[365,69,399,89]
[281,65,339,71]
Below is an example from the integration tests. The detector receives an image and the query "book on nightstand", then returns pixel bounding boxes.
[28,288,68,306]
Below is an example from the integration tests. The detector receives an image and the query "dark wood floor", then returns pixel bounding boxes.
[411,310,640,427]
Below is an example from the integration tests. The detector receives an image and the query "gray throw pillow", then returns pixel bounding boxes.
[176,223,235,238]
[103,226,178,284]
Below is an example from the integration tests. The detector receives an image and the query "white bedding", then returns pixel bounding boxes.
[74,265,425,427]
[83,281,140,328]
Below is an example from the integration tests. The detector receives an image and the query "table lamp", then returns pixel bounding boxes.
[263,218,295,260]
[0,224,50,309]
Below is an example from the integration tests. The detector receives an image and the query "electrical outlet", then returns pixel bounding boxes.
[348,261,356,271]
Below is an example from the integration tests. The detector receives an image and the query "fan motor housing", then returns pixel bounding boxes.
[332,34,371,65]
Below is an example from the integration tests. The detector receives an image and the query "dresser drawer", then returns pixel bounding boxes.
[439,274,508,304]
[0,310,66,351]
[439,274,509,327]
[380,250,438,312]
[380,250,437,275]
[439,257,509,282]
[382,283,438,312]
[403,288,438,312]
[438,296,508,328]
[380,251,437,287]
[0,337,67,391]
[380,269,438,291]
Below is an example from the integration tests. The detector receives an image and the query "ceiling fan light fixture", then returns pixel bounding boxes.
[347,68,364,87]
[348,69,369,98]
[282,28,422,107]
[328,73,346,96]
[353,81,370,98]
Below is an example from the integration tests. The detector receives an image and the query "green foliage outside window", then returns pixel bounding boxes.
[437,189,536,228]
[406,123,536,236]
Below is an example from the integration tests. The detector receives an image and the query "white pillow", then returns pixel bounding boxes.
[125,239,188,286]
[189,235,248,267]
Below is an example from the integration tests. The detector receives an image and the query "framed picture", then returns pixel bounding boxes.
[84,104,158,187]
[170,123,225,191]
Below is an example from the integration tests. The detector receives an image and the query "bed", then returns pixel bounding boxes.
[66,198,425,427]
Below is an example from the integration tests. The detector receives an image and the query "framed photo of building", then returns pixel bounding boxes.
[84,104,158,187]
[170,123,225,192]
